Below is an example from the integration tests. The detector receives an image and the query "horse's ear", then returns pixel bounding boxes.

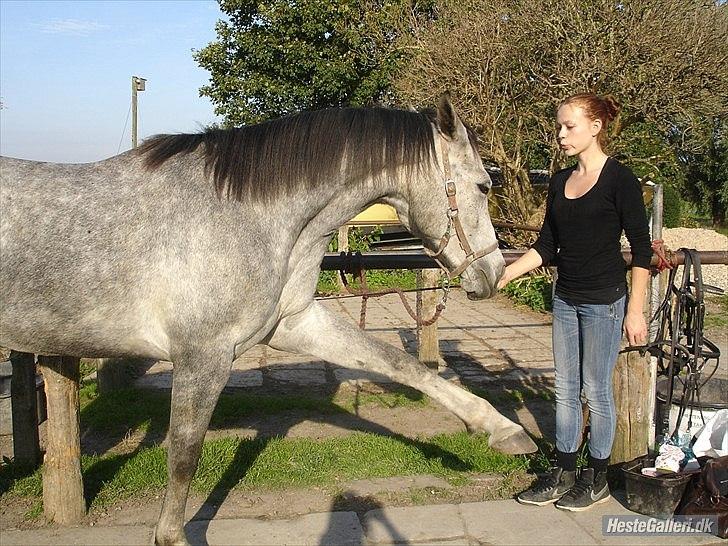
[436,92,464,140]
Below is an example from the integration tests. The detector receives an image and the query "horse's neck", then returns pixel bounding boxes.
[279,179,399,246]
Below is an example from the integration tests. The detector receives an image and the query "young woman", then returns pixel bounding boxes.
[501,93,652,511]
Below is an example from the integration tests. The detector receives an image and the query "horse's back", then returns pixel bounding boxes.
[0,152,286,359]
[0,154,173,358]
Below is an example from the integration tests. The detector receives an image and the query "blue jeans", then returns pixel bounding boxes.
[552,293,626,460]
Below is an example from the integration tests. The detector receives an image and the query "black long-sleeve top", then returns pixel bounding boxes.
[531,157,652,304]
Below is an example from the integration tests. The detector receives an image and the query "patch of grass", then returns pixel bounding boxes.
[0,462,42,498]
[704,294,728,329]
[79,358,97,380]
[467,386,555,408]
[445,474,469,487]
[334,388,428,412]
[78,385,434,440]
[317,269,421,295]
[503,273,553,312]
[1,432,529,509]
[79,388,351,437]
[25,500,43,520]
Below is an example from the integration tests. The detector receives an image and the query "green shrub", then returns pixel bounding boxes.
[503,274,553,312]
[662,184,683,228]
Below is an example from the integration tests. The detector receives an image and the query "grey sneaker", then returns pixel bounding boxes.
[556,467,610,511]
[517,467,577,506]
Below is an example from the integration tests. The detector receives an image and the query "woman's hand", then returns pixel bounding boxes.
[497,265,514,290]
[623,310,647,346]
[496,249,544,290]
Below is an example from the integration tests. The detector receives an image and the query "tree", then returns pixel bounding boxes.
[396,0,728,228]
[679,116,728,226]
[194,0,426,126]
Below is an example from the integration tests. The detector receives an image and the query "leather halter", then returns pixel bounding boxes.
[423,136,500,279]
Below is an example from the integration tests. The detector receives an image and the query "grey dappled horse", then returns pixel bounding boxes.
[0,96,536,545]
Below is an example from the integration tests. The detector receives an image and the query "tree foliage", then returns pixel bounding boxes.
[194,0,425,126]
[195,0,728,228]
[396,0,728,227]
[679,116,728,226]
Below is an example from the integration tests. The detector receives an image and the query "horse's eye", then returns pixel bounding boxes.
[477,182,490,195]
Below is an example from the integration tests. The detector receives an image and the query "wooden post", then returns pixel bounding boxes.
[647,183,663,451]
[38,355,85,524]
[417,269,441,369]
[9,351,40,467]
[611,182,660,462]
[611,349,652,463]
[337,225,350,291]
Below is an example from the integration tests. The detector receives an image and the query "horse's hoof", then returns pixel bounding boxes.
[488,427,538,454]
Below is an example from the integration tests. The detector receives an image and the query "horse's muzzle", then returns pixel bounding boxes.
[462,258,504,300]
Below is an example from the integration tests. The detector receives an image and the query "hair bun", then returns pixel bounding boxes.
[602,95,621,122]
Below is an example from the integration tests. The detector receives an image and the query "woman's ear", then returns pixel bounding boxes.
[592,118,603,136]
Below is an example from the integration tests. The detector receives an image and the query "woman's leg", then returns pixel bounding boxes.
[516,294,581,505]
[552,294,583,458]
[556,295,626,512]
[579,295,626,461]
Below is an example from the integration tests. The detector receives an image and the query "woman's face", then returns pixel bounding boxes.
[556,104,602,157]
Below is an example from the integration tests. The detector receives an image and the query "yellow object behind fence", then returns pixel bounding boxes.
[348,204,400,226]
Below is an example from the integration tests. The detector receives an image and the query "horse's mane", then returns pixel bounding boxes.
[138,107,441,202]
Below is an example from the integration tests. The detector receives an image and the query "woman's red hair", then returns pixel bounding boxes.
[560,93,621,149]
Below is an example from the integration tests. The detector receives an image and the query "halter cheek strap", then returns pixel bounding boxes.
[423,135,499,278]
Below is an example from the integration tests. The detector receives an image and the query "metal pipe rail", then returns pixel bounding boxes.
[321,249,728,271]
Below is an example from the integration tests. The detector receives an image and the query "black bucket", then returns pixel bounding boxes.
[623,456,698,519]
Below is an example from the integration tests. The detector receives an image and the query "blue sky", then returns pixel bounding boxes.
[0,0,224,163]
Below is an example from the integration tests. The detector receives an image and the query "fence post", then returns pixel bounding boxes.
[417,269,441,369]
[611,349,652,463]
[337,225,350,291]
[647,183,663,450]
[38,355,85,524]
[610,183,661,463]
[9,351,40,467]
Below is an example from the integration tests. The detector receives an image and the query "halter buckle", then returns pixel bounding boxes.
[444,180,456,196]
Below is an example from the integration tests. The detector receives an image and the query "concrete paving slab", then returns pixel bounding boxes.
[455,327,524,340]
[226,370,264,388]
[135,372,172,389]
[567,512,722,545]
[333,368,394,384]
[266,367,327,385]
[185,511,363,546]
[460,499,600,545]
[363,504,465,544]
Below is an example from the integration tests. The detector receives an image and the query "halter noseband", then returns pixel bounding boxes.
[423,135,500,279]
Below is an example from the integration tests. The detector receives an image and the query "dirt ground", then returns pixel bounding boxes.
[0,467,536,532]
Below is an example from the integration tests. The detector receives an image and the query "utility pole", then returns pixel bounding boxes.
[131,76,147,148]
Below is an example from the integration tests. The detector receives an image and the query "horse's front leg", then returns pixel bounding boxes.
[267,301,537,454]
[154,347,233,546]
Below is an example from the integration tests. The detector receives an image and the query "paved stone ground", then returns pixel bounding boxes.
[2,492,723,545]
[135,290,557,393]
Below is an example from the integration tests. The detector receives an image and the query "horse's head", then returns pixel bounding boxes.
[394,95,505,299]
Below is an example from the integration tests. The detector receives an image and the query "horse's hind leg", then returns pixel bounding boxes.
[267,302,537,455]
[154,349,232,546]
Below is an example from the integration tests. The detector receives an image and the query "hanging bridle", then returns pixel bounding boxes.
[423,135,500,279]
